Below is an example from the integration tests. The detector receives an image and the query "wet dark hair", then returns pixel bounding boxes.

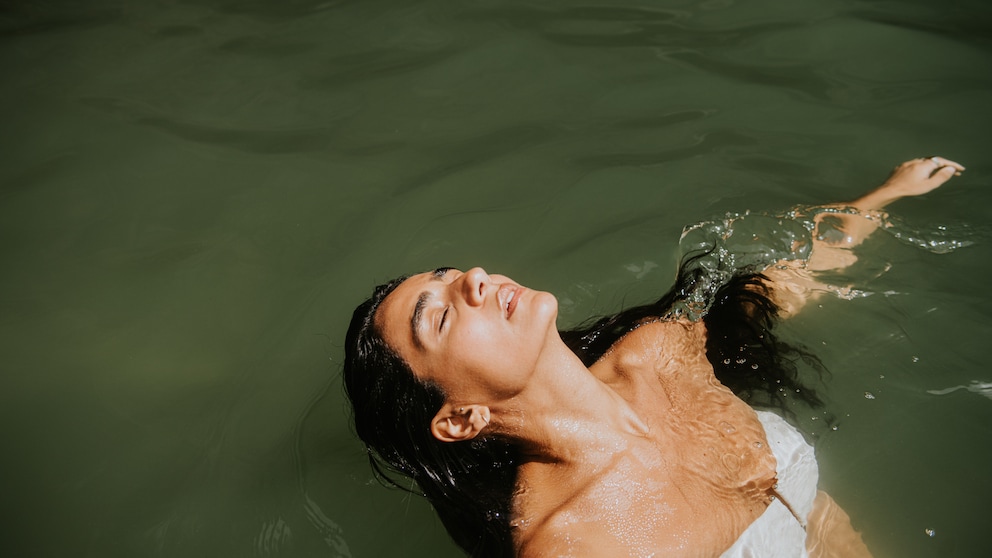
[343,256,822,558]
[343,275,520,557]
[561,259,823,413]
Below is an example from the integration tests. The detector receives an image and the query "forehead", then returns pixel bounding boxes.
[375,271,436,348]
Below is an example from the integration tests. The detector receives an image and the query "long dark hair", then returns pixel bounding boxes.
[343,276,520,557]
[343,256,822,557]
[561,256,823,412]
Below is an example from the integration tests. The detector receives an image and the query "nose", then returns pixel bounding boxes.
[460,267,488,307]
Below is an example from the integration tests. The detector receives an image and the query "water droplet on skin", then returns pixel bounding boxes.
[864,392,876,400]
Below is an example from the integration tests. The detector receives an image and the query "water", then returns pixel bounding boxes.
[2,0,990,556]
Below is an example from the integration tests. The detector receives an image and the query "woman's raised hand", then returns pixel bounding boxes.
[853,156,965,210]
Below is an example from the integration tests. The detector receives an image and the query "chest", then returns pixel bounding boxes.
[515,434,774,557]
[607,321,779,495]
[518,323,780,553]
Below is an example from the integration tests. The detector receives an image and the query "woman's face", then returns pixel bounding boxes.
[376,267,559,403]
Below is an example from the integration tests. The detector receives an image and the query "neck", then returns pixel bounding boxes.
[488,333,648,464]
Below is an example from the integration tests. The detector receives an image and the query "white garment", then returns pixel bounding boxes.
[720,411,819,558]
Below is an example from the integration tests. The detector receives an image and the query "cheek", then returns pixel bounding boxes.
[448,319,507,366]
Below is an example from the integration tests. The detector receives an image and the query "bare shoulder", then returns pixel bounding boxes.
[604,318,710,372]
[614,318,707,355]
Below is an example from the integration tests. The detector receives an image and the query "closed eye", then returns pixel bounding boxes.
[439,307,450,332]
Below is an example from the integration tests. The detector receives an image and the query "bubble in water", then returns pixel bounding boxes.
[864,392,876,400]
[912,356,920,363]
[925,528,936,537]
[831,425,839,431]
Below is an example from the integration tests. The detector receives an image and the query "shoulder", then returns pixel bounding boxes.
[618,318,706,351]
[606,318,710,372]
[587,318,715,390]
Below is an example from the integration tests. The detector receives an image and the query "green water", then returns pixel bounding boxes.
[2,0,990,556]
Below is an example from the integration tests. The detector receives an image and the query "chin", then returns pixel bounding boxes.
[532,290,559,321]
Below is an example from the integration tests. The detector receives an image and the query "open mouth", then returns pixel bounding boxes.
[499,285,524,319]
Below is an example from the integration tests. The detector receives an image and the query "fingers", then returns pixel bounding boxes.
[923,157,964,181]
[929,164,959,185]
[923,157,964,172]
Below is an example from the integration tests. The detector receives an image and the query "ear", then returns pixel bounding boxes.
[430,404,492,443]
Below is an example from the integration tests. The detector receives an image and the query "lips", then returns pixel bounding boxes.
[498,284,524,319]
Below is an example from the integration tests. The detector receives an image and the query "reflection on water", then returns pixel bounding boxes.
[928,381,992,401]
[2,0,991,557]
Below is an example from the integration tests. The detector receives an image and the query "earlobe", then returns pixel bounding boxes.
[431,405,492,443]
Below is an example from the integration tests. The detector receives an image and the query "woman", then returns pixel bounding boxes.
[344,157,964,557]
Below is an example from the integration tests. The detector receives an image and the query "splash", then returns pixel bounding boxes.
[672,205,976,319]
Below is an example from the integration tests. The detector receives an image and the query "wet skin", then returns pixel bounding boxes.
[370,157,963,556]
[377,268,780,555]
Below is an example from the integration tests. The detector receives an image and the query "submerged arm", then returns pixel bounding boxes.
[762,156,965,316]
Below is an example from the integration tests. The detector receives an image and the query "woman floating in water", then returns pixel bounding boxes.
[343,157,964,557]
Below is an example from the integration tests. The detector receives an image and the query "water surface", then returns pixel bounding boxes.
[2,0,991,556]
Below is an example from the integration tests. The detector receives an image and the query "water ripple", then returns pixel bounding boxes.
[0,6,122,37]
[184,0,356,21]
[392,123,558,195]
[575,129,755,169]
[218,35,316,58]
[850,10,992,51]
[464,4,793,49]
[80,97,344,154]
[301,45,458,89]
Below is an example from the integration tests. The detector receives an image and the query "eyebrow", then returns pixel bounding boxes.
[410,268,452,349]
